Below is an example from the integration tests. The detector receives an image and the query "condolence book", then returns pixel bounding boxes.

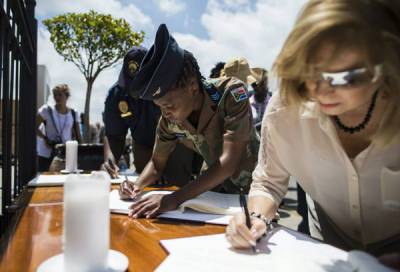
[109,190,243,225]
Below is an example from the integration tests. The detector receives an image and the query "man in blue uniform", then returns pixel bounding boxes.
[102,46,194,183]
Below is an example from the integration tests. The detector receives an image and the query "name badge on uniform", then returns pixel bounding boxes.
[119,101,132,118]
[230,87,248,102]
[175,133,186,139]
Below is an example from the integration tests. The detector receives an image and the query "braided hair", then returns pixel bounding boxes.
[209,62,225,78]
[171,50,204,91]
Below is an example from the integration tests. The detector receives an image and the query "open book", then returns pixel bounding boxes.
[109,190,243,225]
[178,191,242,215]
[109,190,172,214]
[109,190,242,215]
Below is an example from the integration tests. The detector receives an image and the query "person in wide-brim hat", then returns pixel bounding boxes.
[223,57,262,87]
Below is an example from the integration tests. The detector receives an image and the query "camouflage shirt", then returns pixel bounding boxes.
[154,77,260,193]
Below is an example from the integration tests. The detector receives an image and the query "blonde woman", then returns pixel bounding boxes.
[36,84,82,171]
[226,0,400,267]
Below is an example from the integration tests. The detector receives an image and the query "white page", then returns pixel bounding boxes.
[28,175,70,187]
[109,189,131,214]
[28,174,138,187]
[157,228,353,272]
[158,210,232,225]
[180,191,242,215]
[109,189,172,214]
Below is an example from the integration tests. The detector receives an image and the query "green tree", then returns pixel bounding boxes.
[43,10,144,142]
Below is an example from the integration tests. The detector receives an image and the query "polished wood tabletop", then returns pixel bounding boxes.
[0,184,226,272]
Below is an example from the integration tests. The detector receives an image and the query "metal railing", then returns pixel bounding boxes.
[0,0,37,236]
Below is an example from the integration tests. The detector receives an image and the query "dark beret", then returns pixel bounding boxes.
[118,46,148,97]
[127,24,185,100]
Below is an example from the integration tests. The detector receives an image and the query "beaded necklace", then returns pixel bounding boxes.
[333,90,379,134]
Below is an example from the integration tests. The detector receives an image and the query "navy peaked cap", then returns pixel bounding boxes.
[118,46,148,97]
[128,24,185,100]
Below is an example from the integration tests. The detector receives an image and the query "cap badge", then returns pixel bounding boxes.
[127,60,139,76]
[118,101,129,114]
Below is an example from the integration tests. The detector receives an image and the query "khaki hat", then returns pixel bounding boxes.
[223,57,261,86]
[251,67,268,82]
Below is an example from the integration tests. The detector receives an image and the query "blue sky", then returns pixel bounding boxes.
[121,0,210,42]
[36,0,307,123]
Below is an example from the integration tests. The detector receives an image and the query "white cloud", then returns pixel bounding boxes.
[175,0,307,76]
[36,0,153,32]
[154,0,187,16]
[222,0,249,8]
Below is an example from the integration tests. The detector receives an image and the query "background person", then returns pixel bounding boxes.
[102,46,194,183]
[95,121,105,144]
[80,113,98,143]
[223,57,260,94]
[36,84,81,172]
[249,67,270,127]
[222,58,270,130]
[209,61,226,78]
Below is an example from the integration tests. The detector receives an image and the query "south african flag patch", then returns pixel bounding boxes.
[230,87,248,102]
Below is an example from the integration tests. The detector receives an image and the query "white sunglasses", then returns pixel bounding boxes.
[319,64,382,87]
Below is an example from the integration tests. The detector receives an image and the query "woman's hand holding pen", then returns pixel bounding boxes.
[225,213,267,249]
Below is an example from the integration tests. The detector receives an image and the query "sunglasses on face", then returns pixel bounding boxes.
[315,64,382,88]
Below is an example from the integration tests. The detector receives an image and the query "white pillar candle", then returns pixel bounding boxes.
[65,140,78,172]
[64,172,110,272]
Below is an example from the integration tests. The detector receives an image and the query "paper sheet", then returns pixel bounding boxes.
[157,228,353,272]
[28,174,138,187]
[158,210,232,225]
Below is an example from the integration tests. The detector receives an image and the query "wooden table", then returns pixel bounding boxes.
[0,185,225,272]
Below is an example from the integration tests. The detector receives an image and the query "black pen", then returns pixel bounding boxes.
[108,158,117,179]
[239,188,256,253]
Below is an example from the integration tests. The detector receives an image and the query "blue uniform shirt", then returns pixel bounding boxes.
[104,83,160,148]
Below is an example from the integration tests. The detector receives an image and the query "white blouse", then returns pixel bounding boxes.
[250,92,400,245]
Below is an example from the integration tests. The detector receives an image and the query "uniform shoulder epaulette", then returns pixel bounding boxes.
[203,79,223,104]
